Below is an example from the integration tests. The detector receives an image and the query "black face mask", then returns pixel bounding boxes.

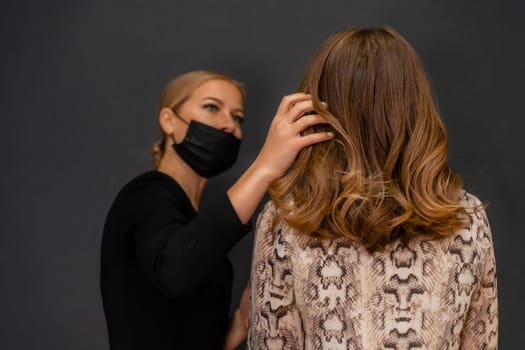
[172,114,241,178]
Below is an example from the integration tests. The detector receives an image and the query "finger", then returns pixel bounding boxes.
[241,286,250,301]
[277,93,312,115]
[297,131,334,148]
[292,114,330,132]
[287,100,317,122]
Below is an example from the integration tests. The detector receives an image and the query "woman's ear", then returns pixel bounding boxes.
[158,108,176,134]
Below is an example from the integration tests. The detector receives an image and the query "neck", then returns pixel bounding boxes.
[157,149,207,211]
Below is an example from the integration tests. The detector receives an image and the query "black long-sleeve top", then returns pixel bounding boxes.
[100,171,251,349]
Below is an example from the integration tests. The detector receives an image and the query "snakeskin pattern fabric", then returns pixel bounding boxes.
[248,192,498,349]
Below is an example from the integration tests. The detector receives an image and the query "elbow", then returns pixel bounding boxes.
[153,257,205,298]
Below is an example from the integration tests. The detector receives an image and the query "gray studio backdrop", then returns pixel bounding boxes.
[1,0,523,349]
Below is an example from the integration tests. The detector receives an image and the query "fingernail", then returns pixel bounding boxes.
[321,101,328,107]
[327,132,334,137]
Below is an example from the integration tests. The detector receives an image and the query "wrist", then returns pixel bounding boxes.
[249,157,280,187]
[224,309,248,350]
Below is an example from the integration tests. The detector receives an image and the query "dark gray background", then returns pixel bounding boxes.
[1,0,523,349]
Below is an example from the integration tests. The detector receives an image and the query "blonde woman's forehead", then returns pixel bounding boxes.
[190,79,244,106]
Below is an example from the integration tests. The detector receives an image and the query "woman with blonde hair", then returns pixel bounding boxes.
[100,70,333,349]
[248,27,498,349]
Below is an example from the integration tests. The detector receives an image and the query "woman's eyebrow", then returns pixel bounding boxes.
[203,96,224,105]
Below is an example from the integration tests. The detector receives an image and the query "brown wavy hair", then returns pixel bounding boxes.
[268,26,469,252]
[152,70,246,168]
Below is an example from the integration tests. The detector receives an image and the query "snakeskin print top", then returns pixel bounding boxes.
[248,192,498,349]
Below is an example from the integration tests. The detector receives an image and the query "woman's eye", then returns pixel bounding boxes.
[204,104,218,112]
[233,115,244,124]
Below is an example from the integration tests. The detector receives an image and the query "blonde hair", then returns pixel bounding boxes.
[151,70,246,168]
[269,27,469,252]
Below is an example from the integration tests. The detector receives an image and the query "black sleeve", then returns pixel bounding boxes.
[132,184,251,298]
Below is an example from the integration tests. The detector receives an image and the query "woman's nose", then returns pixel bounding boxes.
[218,113,237,134]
